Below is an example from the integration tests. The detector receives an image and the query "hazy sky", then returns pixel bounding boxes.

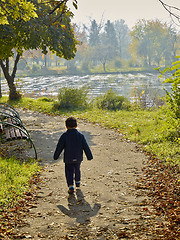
[69,0,180,28]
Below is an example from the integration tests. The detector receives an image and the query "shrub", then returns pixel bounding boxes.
[56,87,89,110]
[95,89,129,110]
[158,57,180,142]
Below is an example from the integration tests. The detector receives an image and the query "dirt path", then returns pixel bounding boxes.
[16,109,149,239]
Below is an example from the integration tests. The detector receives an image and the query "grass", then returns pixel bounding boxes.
[0,156,40,207]
[73,109,179,164]
[1,96,179,165]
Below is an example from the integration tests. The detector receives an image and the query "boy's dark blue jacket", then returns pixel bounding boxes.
[53,129,93,163]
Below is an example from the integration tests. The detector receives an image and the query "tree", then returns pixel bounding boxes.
[72,24,90,71]
[130,19,178,67]
[89,19,101,46]
[0,0,78,25]
[91,20,118,72]
[104,20,118,55]
[91,42,114,72]
[0,0,77,100]
[130,19,151,66]
[162,25,178,66]
[0,67,2,98]
[114,19,130,59]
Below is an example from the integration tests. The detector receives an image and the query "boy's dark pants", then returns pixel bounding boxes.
[65,162,81,187]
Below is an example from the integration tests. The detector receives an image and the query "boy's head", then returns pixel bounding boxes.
[65,117,77,129]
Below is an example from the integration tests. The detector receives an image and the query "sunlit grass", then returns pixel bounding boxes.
[0,157,40,207]
[72,109,180,164]
[74,109,180,162]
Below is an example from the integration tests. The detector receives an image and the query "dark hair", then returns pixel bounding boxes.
[65,117,77,128]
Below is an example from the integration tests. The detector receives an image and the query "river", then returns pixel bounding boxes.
[1,72,171,100]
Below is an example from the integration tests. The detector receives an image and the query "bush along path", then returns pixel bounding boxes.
[0,109,179,239]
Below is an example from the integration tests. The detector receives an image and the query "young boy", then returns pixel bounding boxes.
[53,117,93,194]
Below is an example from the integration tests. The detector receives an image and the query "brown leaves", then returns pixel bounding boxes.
[0,175,41,239]
[138,154,180,239]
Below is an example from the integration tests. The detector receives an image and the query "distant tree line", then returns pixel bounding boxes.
[64,18,180,73]
[16,18,180,75]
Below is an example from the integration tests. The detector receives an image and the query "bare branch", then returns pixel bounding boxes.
[48,0,68,15]
[12,53,20,78]
[159,0,180,26]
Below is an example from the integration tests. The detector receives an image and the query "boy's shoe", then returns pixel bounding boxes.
[75,182,80,188]
[68,187,74,194]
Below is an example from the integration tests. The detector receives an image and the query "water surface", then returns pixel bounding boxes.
[1,73,171,100]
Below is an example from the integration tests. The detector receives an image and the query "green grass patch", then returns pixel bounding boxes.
[0,156,40,207]
[0,96,56,115]
[72,109,180,164]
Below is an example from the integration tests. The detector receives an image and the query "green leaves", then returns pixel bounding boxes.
[163,58,180,85]
[159,57,180,142]
[95,89,129,110]
[56,86,89,109]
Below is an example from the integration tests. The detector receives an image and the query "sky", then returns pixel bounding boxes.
[68,0,180,29]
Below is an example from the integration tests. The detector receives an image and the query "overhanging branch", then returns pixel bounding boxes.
[159,0,180,26]
[48,0,67,15]
[12,54,20,78]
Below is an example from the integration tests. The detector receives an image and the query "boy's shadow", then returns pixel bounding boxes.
[57,189,101,224]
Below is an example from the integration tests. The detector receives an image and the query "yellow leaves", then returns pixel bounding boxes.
[51,22,66,29]
[175,137,180,144]
[61,24,66,29]
[0,16,9,25]
[0,0,38,25]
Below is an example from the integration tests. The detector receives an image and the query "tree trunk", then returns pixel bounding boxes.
[0,55,21,100]
[0,67,2,98]
[103,62,106,72]
[7,75,21,100]
[44,55,47,68]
